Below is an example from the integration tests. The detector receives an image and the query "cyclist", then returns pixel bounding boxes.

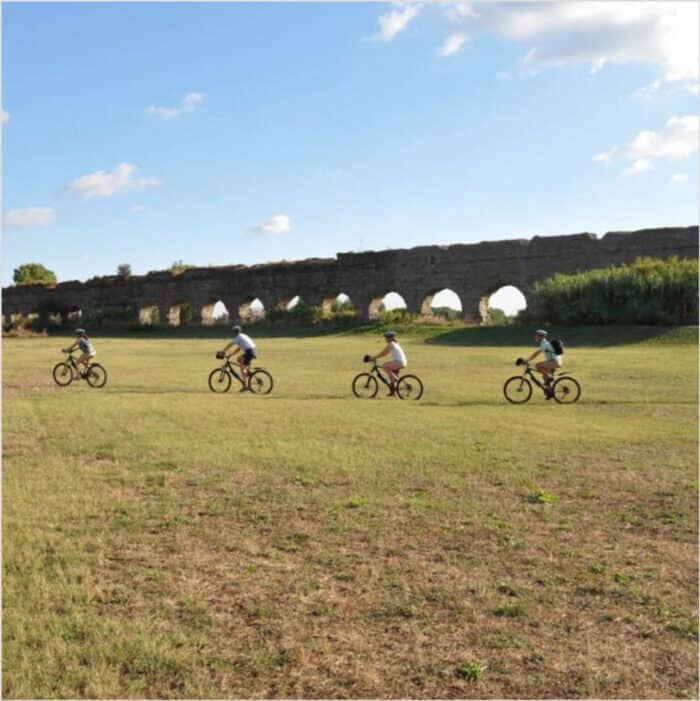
[62,328,96,380]
[525,329,561,397]
[221,325,257,390]
[370,330,407,396]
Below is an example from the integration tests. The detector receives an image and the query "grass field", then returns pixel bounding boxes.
[3,325,698,699]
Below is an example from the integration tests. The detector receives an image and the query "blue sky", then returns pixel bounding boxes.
[2,2,698,314]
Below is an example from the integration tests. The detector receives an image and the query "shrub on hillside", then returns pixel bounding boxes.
[531,256,698,325]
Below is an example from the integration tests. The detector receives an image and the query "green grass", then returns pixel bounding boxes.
[3,326,698,698]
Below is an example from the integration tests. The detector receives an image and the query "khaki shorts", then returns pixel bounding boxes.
[537,359,561,372]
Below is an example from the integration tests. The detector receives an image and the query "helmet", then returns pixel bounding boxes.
[75,328,86,335]
[383,330,397,339]
[535,329,547,337]
[232,325,241,334]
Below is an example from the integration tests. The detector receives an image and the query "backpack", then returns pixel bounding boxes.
[550,338,564,356]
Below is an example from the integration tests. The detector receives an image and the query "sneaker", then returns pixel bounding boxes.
[545,389,554,400]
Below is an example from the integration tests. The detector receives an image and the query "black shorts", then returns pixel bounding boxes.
[241,348,257,366]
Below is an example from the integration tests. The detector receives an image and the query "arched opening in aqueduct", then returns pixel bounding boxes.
[481,285,527,324]
[278,296,301,311]
[420,288,462,320]
[66,306,82,323]
[368,291,408,320]
[201,298,230,325]
[238,297,265,323]
[168,300,192,327]
[139,302,160,325]
[322,293,355,315]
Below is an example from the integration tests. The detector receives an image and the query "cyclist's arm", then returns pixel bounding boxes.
[525,349,541,363]
[373,344,391,361]
[222,341,235,354]
[63,340,79,352]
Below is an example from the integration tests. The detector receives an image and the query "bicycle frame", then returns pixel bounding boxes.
[64,352,88,377]
[519,362,570,390]
[367,360,395,388]
[220,358,248,387]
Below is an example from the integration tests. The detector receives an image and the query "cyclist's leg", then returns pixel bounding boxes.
[381,361,402,386]
[239,349,255,387]
[535,360,557,384]
[75,353,89,378]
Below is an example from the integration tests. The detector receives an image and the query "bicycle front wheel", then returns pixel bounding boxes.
[53,362,74,387]
[208,368,232,393]
[249,369,273,395]
[396,374,423,400]
[503,376,532,404]
[552,376,581,404]
[86,364,107,388]
[352,373,378,399]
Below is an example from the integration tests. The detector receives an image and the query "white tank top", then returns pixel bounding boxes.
[390,341,407,365]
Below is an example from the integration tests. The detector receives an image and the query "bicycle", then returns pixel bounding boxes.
[352,355,424,400]
[503,358,580,404]
[52,351,108,388]
[208,351,273,394]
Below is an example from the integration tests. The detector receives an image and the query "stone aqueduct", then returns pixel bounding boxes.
[3,226,698,326]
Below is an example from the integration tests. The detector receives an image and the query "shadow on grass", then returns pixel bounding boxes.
[426,325,698,348]
[35,322,698,348]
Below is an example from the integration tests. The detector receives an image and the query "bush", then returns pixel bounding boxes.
[530,257,698,325]
[13,263,57,286]
[80,305,138,326]
[268,300,321,324]
[431,306,460,321]
[170,260,194,276]
[381,308,415,324]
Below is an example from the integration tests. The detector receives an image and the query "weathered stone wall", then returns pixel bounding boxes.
[3,225,697,324]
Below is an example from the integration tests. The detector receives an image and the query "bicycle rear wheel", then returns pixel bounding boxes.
[86,364,107,388]
[352,373,378,399]
[552,376,581,404]
[53,362,74,387]
[396,374,423,400]
[249,369,273,395]
[208,368,232,393]
[503,376,532,404]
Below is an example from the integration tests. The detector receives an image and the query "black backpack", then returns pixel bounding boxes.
[550,338,564,355]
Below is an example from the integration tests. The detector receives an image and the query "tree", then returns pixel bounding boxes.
[170,260,194,276]
[13,263,57,286]
[487,307,509,325]
[117,263,132,279]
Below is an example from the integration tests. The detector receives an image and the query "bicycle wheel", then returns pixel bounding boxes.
[53,362,74,387]
[396,374,424,400]
[208,368,232,393]
[552,376,581,404]
[249,369,273,395]
[86,364,107,388]
[503,376,532,404]
[352,373,378,399]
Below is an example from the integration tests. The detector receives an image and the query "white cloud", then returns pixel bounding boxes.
[146,91,205,120]
[438,33,467,58]
[670,173,688,184]
[374,4,422,42]
[594,116,699,176]
[481,2,697,83]
[1,109,9,125]
[4,207,56,230]
[69,162,161,199]
[388,2,698,88]
[252,214,292,235]
[621,159,652,177]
